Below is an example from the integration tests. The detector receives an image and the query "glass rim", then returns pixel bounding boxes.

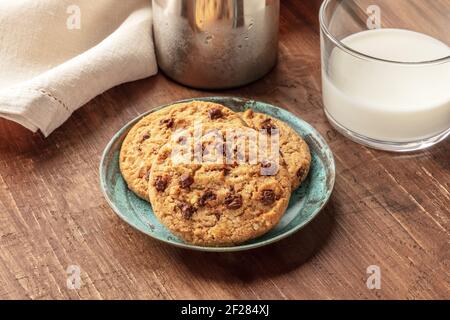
[319,0,450,66]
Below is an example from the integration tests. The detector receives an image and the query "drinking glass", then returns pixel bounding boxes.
[320,0,450,152]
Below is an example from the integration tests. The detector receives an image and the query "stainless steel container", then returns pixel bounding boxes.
[152,0,279,89]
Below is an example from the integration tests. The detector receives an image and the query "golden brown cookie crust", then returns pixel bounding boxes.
[148,125,291,246]
[241,109,311,190]
[119,101,244,200]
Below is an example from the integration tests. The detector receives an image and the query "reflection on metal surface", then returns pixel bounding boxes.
[153,0,279,89]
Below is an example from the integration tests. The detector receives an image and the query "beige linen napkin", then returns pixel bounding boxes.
[0,0,157,136]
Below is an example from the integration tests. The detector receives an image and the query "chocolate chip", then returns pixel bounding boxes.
[160,118,174,128]
[260,160,273,168]
[179,174,194,189]
[260,119,277,135]
[201,143,207,154]
[296,167,306,178]
[199,190,217,206]
[222,145,229,158]
[154,176,168,192]
[261,190,276,205]
[177,136,187,145]
[177,202,196,219]
[224,193,243,210]
[214,212,221,221]
[208,108,223,120]
[142,133,150,141]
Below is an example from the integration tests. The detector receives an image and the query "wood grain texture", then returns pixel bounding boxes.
[0,0,448,300]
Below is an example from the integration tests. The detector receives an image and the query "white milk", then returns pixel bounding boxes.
[322,29,450,142]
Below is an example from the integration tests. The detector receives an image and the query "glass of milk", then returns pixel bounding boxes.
[320,0,450,152]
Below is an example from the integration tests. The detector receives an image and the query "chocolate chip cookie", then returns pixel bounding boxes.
[241,109,311,190]
[148,125,292,246]
[119,101,244,200]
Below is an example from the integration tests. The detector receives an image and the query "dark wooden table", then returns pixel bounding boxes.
[0,0,448,299]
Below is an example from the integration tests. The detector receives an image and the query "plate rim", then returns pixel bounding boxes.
[99,96,336,252]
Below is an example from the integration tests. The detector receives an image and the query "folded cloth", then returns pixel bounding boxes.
[0,0,157,136]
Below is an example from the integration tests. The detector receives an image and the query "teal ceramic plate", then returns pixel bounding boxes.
[100,97,335,252]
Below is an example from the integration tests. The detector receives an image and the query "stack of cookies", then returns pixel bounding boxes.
[120,101,311,247]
